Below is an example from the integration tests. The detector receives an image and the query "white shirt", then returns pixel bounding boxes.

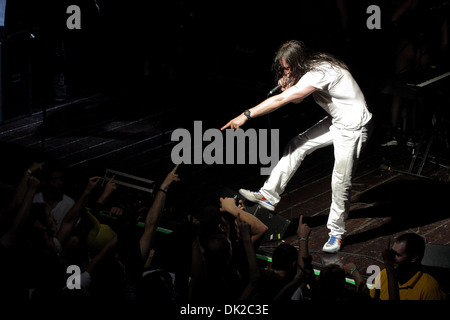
[33,192,76,230]
[295,62,372,130]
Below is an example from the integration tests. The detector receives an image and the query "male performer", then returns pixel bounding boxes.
[221,40,372,253]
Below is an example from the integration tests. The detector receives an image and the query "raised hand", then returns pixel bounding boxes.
[109,206,123,217]
[86,176,102,193]
[297,215,311,239]
[28,162,46,176]
[160,164,181,190]
[103,175,117,197]
[219,197,239,215]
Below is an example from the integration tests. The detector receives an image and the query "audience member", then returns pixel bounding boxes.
[133,165,181,301]
[33,162,76,231]
[370,233,447,300]
[275,215,315,300]
[243,242,301,300]
[28,175,102,301]
[239,215,313,300]
[314,263,370,301]
[188,197,269,301]
[83,175,120,259]
[0,162,45,220]
[1,160,448,305]
[0,172,40,302]
[77,165,182,301]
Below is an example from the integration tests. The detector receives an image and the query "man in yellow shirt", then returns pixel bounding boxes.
[370,233,447,300]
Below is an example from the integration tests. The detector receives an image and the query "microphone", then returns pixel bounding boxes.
[268,78,291,96]
[268,84,282,96]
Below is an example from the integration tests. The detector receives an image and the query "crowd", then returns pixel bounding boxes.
[0,161,447,305]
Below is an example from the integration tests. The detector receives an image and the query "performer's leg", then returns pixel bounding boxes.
[326,122,372,241]
[260,116,334,206]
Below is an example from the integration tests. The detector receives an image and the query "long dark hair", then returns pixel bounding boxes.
[272,40,349,83]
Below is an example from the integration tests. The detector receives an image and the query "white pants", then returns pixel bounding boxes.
[260,116,372,238]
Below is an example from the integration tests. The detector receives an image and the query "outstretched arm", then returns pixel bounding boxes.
[238,213,260,300]
[56,176,102,245]
[139,165,180,263]
[274,215,312,300]
[96,175,117,207]
[343,262,367,294]
[0,176,40,249]
[219,197,268,243]
[0,162,45,217]
[221,84,316,130]
[296,215,311,271]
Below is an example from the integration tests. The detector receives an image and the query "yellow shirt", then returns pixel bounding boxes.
[370,269,447,300]
[85,210,117,257]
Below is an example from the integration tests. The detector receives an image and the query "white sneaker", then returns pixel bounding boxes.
[322,236,342,253]
[238,189,275,211]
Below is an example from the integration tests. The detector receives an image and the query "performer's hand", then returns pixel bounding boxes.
[221,114,247,130]
[279,76,293,92]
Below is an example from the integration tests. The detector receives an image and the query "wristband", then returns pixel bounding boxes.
[158,188,167,194]
[298,237,308,242]
[26,169,32,176]
[349,267,359,275]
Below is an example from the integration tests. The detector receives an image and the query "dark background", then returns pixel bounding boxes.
[3,0,406,122]
[1,0,449,197]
